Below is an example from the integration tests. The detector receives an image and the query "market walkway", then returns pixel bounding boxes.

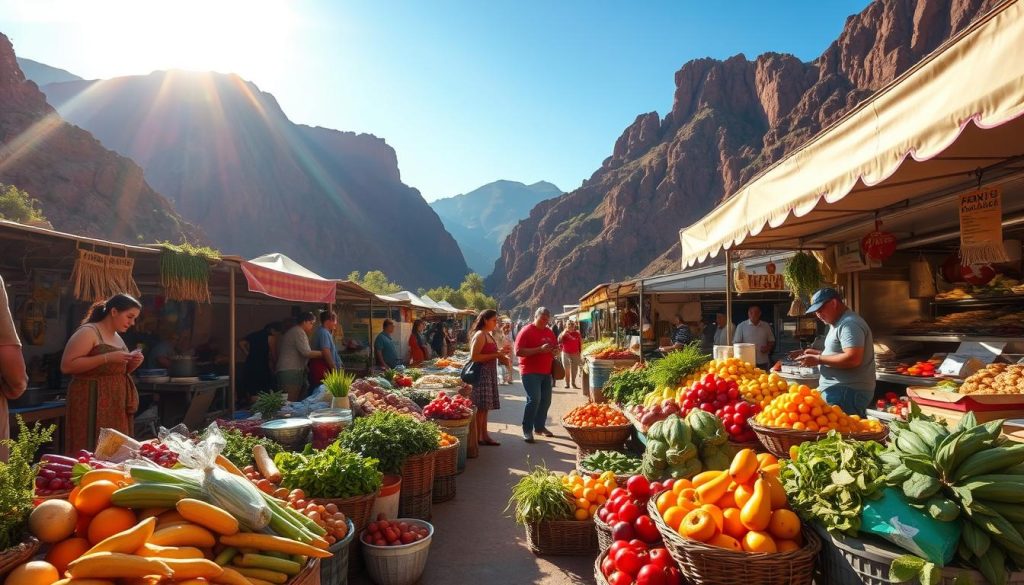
[353,377,595,585]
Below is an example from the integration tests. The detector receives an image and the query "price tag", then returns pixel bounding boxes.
[938,342,1005,377]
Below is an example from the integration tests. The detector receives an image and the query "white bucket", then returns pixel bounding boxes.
[733,343,756,366]
[713,345,734,361]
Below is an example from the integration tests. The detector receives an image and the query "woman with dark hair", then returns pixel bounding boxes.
[408,319,428,365]
[61,293,145,452]
[469,309,508,446]
[276,312,320,401]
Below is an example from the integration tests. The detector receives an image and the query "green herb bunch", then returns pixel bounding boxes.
[274,442,382,499]
[783,251,824,301]
[0,417,55,549]
[220,428,284,468]
[506,464,573,525]
[603,368,656,405]
[321,370,356,398]
[779,431,887,535]
[648,343,710,388]
[253,391,286,420]
[340,410,440,474]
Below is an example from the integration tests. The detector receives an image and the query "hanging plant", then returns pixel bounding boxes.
[158,242,220,303]
[783,251,823,301]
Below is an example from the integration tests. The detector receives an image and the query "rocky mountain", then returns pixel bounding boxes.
[430,180,562,276]
[16,57,82,86]
[38,71,469,288]
[0,34,200,243]
[487,0,1002,310]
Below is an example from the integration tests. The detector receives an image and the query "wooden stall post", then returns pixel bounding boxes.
[229,265,236,417]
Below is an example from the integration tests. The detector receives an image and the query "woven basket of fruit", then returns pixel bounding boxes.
[749,422,888,459]
[0,536,39,578]
[563,404,633,450]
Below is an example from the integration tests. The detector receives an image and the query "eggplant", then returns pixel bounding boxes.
[41,453,79,465]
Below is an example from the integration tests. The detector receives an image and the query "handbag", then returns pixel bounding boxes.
[551,355,566,381]
[460,360,480,385]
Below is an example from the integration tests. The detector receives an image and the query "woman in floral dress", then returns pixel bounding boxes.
[61,294,144,453]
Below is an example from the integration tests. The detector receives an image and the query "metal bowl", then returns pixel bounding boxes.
[260,417,312,450]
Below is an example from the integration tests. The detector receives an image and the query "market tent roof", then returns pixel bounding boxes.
[389,290,443,312]
[679,0,1024,267]
[435,300,474,315]
[420,295,459,314]
[239,253,337,303]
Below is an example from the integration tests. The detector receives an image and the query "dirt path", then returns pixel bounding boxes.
[354,377,596,584]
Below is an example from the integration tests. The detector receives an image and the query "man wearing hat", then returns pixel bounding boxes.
[796,288,876,417]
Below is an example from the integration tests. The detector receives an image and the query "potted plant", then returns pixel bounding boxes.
[252,391,287,420]
[0,418,55,576]
[322,370,355,410]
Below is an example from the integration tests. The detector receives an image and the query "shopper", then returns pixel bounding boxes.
[492,321,513,385]
[238,321,282,404]
[0,273,27,461]
[374,319,401,369]
[515,307,558,443]
[797,288,876,417]
[659,315,694,353]
[428,321,446,358]
[468,309,508,445]
[733,305,775,369]
[309,311,342,389]
[713,312,734,346]
[558,320,583,390]
[408,319,428,365]
[276,312,320,401]
[61,293,144,453]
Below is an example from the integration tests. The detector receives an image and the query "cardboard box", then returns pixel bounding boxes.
[907,387,1024,425]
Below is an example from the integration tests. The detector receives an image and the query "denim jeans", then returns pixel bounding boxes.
[521,373,553,434]
[821,384,872,418]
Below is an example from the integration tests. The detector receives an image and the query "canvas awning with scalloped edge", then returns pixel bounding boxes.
[680,0,1024,268]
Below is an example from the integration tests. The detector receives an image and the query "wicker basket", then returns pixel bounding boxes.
[594,548,611,585]
[400,450,437,497]
[289,557,322,585]
[398,489,432,520]
[649,497,820,585]
[594,510,614,552]
[0,536,40,578]
[319,519,355,585]
[728,438,764,453]
[749,421,889,459]
[562,420,633,451]
[432,475,456,503]
[524,520,599,556]
[313,491,378,533]
[433,441,459,477]
[431,416,472,429]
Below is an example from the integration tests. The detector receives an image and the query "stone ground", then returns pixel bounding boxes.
[352,374,596,585]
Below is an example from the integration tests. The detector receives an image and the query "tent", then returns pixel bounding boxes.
[239,253,337,303]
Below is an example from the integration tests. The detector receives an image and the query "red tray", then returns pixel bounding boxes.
[907,387,1024,412]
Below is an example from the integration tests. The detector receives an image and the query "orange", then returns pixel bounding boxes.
[73,480,118,516]
[74,513,93,538]
[767,509,801,540]
[777,539,801,552]
[45,537,91,574]
[671,479,693,494]
[574,508,589,520]
[88,506,138,544]
[701,504,724,533]
[662,506,688,531]
[722,508,746,539]
[656,491,676,515]
[707,533,742,551]
[742,530,778,553]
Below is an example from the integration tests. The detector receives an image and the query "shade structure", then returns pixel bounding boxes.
[239,253,337,303]
[679,0,1024,267]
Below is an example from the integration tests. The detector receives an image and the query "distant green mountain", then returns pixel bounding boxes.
[430,180,562,276]
[16,57,82,86]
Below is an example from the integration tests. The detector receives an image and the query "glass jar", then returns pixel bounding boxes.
[309,408,352,449]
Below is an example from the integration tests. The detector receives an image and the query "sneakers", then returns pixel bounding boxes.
[522,432,535,443]
[535,428,555,437]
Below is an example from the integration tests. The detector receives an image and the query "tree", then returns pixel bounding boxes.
[0,184,47,224]
[346,270,403,294]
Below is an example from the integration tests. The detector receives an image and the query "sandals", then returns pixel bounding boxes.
[535,428,555,438]
[479,438,501,446]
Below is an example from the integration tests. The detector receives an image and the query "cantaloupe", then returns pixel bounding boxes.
[4,560,60,585]
[28,499,77,543]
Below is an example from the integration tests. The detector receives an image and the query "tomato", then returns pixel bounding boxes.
[736,402,752,416]
[636,564,668,585]
[614,548,645,577]
[611,521,635,542]
[601,555,617,577]
[634,515,660,543]
[648,548,672,568]
[608,571,633,585]
[731,413,745,426]
[665,567,683,585]
[627,476,650,499]
[618,502,642,524]
[608,540,632,558]
[649,481,663,494]
[609,487,629,501]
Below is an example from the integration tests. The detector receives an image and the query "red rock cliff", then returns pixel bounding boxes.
[487,0,1002,310]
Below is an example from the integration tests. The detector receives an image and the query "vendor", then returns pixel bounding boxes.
[0,273,28,461]
[309,310,342,388]
[276,312,321,401]
[733,305,775,370]
[713,312,734,346]
[658,315,694,353]
[148,332,190,370]
[796,288,876,417]
[374,319,400,369]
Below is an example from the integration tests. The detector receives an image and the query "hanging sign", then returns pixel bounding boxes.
[836,239,874,273]
[862,220,897,261]
[959,186,1009,265]
[745,273,784,291]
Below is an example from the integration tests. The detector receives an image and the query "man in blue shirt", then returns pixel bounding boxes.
[658,315,694,353]
[797,288,876,417]
[309,311,342,388]
[374,319,400,369]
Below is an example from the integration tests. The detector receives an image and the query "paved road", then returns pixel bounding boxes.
[354,375,596,585]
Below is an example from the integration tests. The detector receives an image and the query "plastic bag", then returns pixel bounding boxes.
[94,428,143,462]
[860,487,960,565]
[160,423,272,530]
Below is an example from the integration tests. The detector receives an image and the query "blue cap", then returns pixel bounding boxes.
[805,287,841,314]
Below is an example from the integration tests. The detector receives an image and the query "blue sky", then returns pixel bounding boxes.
[0,0,868,201]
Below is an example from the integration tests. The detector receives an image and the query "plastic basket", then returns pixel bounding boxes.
[432,474,456,503]
[524,520,599,556]
[319,518,355,585]
[361,519,433,585]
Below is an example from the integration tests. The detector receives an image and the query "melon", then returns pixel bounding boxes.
[4,561,59,585]
[28,499,77,543]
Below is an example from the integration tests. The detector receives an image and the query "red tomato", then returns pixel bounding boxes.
[634,515,661,543]
[618,502,642,524]
[608,571,633,585]
[608,540,632,558]
[665,567,683,585]
[601,555,617,577]
[648,548,672,568]
[611,522,635,542]
[609,488,629,501]
[636,564,668,585]
[627,476,651,499]
[614,548,644,577]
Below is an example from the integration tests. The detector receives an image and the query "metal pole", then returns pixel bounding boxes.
[228,266,236,417]
[638,280,645,364]
[615,289,621,346]
[368,296,375,371]
[725,250,734,345]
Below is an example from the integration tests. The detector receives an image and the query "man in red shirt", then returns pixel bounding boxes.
[515,307,558,443]
[558,320,583,390]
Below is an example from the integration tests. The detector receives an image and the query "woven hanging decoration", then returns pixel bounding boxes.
[70,248,140,301]
[733,263,751,293]
[159,249,212,303]
[862,220,897,262]
[908,257,937,298]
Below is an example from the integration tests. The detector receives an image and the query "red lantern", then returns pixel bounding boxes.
[765,262,777,275]
[862,220,897,261]
[961,263,996,286]
[941,254,965,283]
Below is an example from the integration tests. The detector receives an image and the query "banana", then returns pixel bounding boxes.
[952,443,1024,482]
[953,411,978,433]
[963,519,992,557]
[895,431,931,457]
[982,501,1024,523]
[965,477,1024,503]
[909,419,949,452]
[965,506,1024,555]
[935,426,992,477]
[974,545,1005,585]
[925,496,960,522]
